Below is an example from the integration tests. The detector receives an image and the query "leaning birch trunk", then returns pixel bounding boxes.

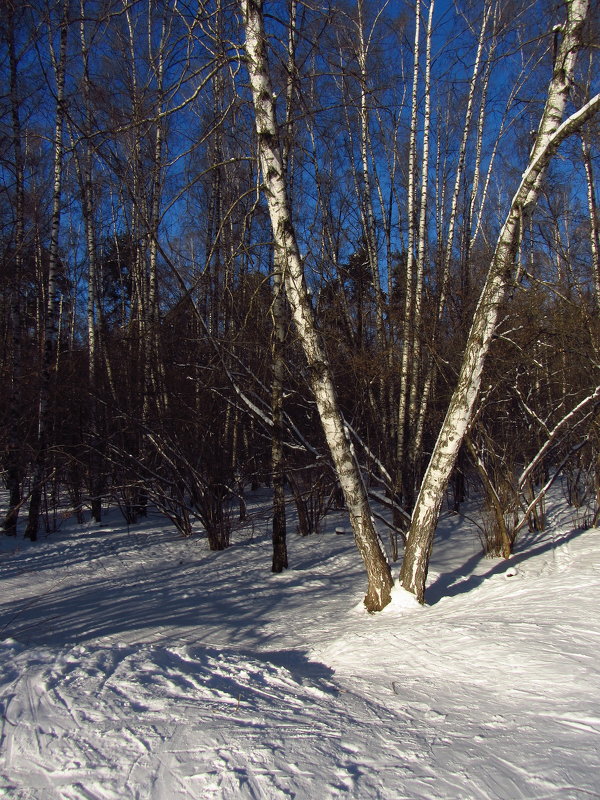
[400,0,597,603]
[241,0,393,610]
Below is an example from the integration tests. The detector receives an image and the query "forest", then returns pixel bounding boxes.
[1,0,599,609]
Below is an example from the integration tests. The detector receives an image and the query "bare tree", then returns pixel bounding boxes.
[400,0,599,603]
[241,0,393,610]
[26,0,70,540]
[271,0,298,573]
[2,1,27,535]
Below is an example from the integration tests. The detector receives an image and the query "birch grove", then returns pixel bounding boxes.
[0,0,598,612]
[240,0,393,611]
[400,0,597,602]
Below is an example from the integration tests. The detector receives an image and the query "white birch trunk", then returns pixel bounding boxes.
[241,0,393,610]
[406,0,434,483]
[396,1,421,483]
[411,2,492,481]
[581,132,600,318]
[400,0,597,602]
[437,0,491,320]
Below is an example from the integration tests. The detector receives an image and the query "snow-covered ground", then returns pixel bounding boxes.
[1,490,599,799]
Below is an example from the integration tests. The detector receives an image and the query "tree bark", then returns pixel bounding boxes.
[406,0,435,498]
[581,132,600,318]
[400,0,597,602]
[241,0,393,610]
[396,0,421,503]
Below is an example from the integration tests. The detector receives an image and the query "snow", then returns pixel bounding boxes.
[363,582,424,617]
[1,492,599,799]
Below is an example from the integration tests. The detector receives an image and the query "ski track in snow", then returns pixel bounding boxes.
[0,494,599,799]
[0,640,433,799]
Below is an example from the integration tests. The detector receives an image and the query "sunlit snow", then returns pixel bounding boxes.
[1,490,599,799]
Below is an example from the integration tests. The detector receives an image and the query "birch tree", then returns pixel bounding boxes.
[396,0,422,504]
[400,0,599,603]
[404,0,434,508]
[581,128,600,318]
[241,0,393,610]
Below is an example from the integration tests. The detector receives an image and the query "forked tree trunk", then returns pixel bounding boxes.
[241,0,393,610]
[400,0,598,602]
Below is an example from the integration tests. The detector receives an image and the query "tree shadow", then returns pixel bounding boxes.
[425,525,589,605]
[0,513,364,658]
[232,648,338,693]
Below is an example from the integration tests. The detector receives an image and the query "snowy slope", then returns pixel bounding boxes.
[0,493,599,799]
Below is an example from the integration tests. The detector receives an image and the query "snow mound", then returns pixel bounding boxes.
[381,582,424,615]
